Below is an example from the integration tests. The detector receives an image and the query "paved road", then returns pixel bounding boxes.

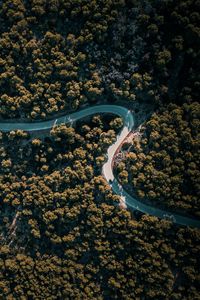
[0,105,199,228]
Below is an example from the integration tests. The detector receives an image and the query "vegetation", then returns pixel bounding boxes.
[0,0,199,120]
[0,116,200,299]
[0,0,199,299]
[115,102,200,217]
[0,0,137,119]
[114,0,200,218]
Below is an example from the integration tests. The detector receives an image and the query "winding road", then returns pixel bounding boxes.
[0,105,199,228]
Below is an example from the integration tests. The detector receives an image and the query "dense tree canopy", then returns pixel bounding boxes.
[0,116,200,299]
[115,102,200,217]
[0,0,199,299]
[1,0,198,119]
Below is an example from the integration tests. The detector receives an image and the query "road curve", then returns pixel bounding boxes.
[0,105,199,228]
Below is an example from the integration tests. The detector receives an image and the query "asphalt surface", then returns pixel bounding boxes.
[0,105,199,228]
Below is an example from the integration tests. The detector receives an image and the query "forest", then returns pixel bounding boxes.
[0,0,199,121]
[115,101,200,217]
[0,116,200,299]
[0,0,199,299]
